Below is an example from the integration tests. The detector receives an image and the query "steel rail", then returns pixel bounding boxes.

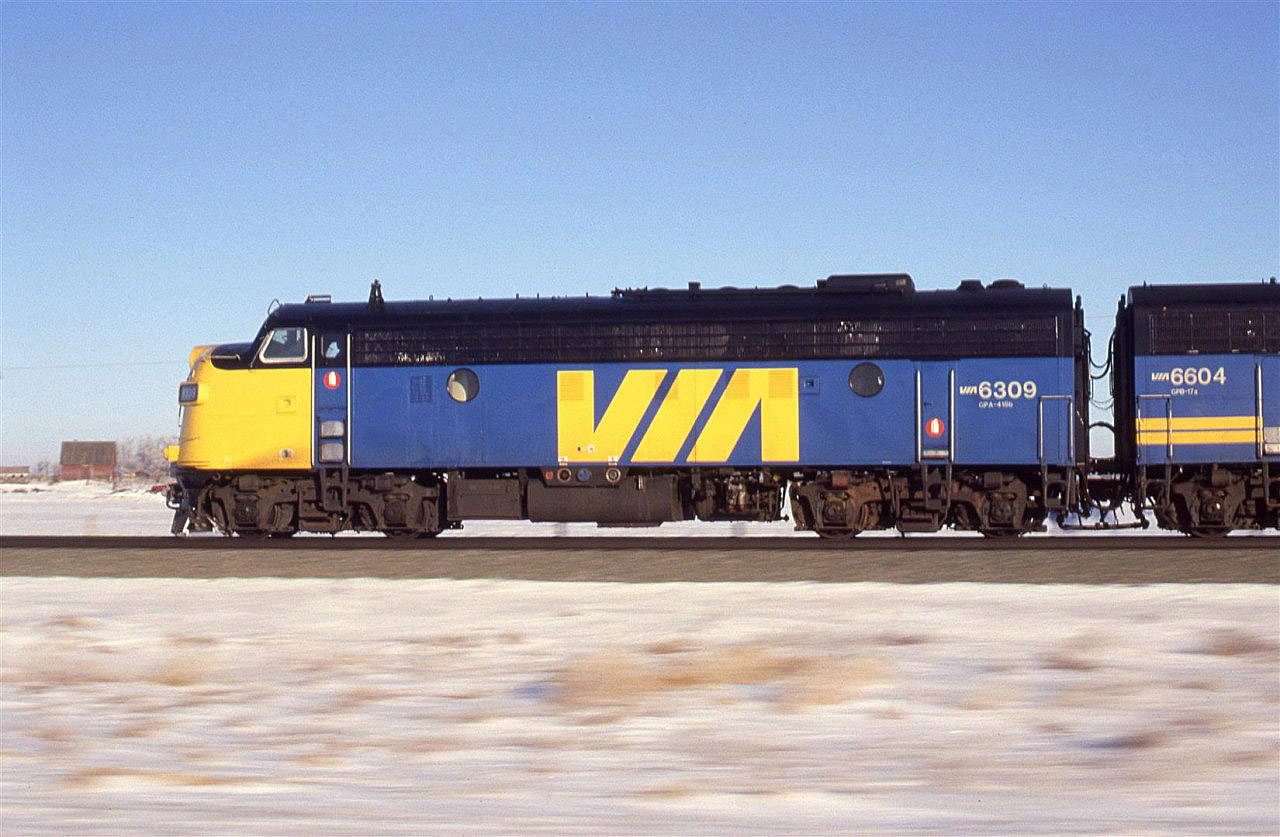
[1,534,1275,552]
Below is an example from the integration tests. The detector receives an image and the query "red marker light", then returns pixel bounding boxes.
[324,370,341,390]
[926,417,945,438]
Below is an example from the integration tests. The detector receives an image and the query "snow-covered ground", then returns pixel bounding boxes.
[2,486,1277,834]
[3,580,1277,834]
[1,482,176,538]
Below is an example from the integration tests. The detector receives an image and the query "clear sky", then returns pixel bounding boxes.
[2,1,1277,466]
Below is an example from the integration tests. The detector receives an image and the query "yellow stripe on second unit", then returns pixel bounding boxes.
[1137,430,1258,446]
[1136,415,1259,432]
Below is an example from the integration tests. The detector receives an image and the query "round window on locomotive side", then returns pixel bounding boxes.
[849,362,884,397]
[446,368,479,403]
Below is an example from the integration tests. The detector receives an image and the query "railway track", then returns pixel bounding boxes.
[1,534,1275,583]
[0,534,1276,551]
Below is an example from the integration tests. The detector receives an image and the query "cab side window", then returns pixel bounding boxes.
[318,333,346,368]
[259,327,308,363]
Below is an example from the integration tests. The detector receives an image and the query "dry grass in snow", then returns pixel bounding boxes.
[553,646,889,710]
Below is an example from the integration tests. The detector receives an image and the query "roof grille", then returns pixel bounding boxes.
[353,314,1063,366]
[1146,308,1280,353]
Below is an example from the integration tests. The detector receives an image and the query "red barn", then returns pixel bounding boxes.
[60,441,117,481]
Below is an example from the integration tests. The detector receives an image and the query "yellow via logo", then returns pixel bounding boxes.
[556,368,799,464]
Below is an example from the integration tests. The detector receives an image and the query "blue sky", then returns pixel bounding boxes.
[2,1,1277,465]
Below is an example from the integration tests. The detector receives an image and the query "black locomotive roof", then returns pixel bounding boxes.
[235,274,1085,365]
[260,274,1074,333]
[1125,279,1280,355]
[1128,279,1280,308]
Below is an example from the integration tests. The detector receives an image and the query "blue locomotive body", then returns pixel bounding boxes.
[1132,353,1278,466]
[330,356,1077,472]
[246,274,1088,537]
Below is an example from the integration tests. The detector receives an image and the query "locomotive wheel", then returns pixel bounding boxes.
[815,527,858,540]
[978,528,1026,538]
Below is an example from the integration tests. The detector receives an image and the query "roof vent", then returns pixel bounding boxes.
[305,294,332,304]
[989,279,1024,290]
[817,273,914,294]
[958,279,984,291]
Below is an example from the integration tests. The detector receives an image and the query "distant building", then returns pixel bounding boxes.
[60,441,117,481]
[0,465,30,483]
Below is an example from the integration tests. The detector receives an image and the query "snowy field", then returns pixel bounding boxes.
[2,484,1278,834]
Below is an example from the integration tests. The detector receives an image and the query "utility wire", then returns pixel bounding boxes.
[0,361,181,371]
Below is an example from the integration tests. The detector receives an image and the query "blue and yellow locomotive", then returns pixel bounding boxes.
[165,273,1277,537]
[1110,281,1280,534]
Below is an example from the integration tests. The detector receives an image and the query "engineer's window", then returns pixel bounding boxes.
[259,327,308,363]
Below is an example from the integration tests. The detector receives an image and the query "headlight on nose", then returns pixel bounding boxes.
[178,383,201,405]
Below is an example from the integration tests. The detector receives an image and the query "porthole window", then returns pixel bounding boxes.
[446,368,479,403]
[849,362,884,397]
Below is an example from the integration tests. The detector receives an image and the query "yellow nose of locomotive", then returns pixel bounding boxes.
[170,343,313,471]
